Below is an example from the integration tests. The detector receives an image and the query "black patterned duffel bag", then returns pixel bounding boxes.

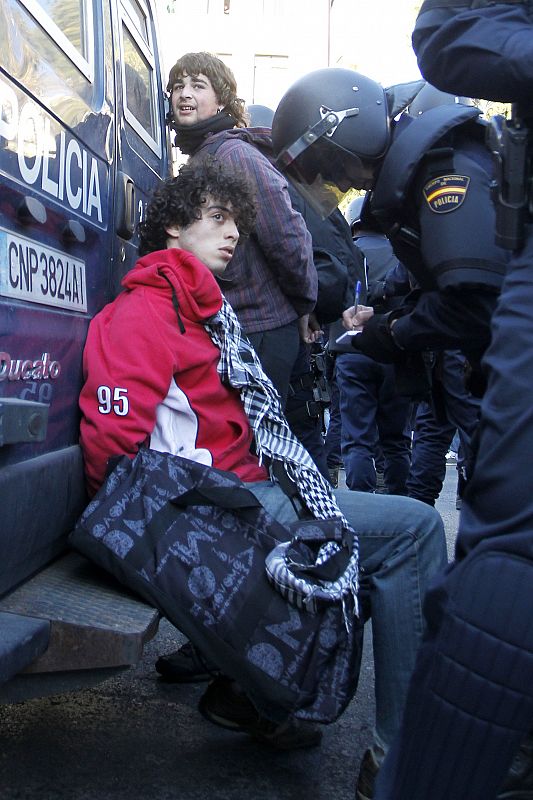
[70,448,364,723]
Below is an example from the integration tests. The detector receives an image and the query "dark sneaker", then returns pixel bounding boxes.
[456,467,467,510]
[155,641,217,683]
[249,715,323,751]
[497,733,533,799]
[198,676,323,751]
[198,676,259,730]
[356,746,384,800]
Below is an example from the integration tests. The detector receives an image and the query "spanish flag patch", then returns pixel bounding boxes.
[423,174,470,214]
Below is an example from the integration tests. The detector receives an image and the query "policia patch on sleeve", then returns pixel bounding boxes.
[423,175,470,214]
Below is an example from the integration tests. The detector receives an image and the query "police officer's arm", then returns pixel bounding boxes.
[346,286,496,362]
[413,2,533,103]
[389,287,496,353]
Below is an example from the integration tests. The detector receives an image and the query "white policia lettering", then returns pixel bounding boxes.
[434,194,460,206]
[0,78,103,222]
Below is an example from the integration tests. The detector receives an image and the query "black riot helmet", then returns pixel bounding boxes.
[246,104,275,127]
[272,68,390,218]
[408,82,474,116]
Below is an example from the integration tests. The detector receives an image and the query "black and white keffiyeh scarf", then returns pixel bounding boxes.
[205,299,358,566]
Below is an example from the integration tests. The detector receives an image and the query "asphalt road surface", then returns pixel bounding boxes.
[0,468,460,800]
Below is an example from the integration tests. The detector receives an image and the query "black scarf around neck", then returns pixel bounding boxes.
[170,111,236,155]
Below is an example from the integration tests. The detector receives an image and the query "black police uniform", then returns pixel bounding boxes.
[333,230,412,494]
[354,104,508,372]
[374,3,533,799]
[285,195,365,481]
[367,246,482,509]
[369,252,483,506]
[354,106,506,512]
[407,348,481,506]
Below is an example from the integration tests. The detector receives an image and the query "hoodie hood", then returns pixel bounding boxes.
[123,248,223,323]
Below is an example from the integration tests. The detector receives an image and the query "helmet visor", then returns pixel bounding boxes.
[277,136,375,219]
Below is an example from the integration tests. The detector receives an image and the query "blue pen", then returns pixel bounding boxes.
[354,280,362,309]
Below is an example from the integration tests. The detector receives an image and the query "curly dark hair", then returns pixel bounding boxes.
[138,157,257,256]
[167,52,249,128]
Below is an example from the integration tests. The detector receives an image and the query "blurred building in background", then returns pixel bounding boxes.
[159,0,331,110]
[159,0,422,110]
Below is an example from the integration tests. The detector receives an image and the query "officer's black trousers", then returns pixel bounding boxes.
[407,349,480,505]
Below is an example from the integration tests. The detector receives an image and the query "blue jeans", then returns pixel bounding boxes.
[249,481,447,750]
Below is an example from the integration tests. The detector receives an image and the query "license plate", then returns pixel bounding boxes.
[0,227,87,313]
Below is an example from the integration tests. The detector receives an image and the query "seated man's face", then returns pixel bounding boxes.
[170,72,220,126]
[166,196,239,276]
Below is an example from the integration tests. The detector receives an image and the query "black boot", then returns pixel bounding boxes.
[456,465,468,510]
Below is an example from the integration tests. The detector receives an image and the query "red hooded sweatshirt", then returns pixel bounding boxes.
[79,248,268,496]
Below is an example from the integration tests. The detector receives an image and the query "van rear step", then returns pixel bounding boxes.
[0,552,160,676]
[0,611,50,685]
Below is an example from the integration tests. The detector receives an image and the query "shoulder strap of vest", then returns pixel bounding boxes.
[371,105,481,218]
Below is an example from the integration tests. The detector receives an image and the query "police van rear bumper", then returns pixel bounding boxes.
[0,552,160,703]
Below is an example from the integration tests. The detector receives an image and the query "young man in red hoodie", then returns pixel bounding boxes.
[79,159,262,497]
[79,158,446,776]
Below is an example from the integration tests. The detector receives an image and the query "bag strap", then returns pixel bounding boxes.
[270,459,311,520]
[123,480,286,572]
[173,485,293,547]
[171,484,262,510]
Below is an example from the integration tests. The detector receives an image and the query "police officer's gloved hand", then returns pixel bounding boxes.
[351,313,403,363]
[366,280,387,308]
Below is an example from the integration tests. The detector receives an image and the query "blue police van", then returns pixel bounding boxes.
[0,0,170,700]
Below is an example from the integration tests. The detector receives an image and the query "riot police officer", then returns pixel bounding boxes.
[374,2,533,799]
[271,68,508,383]
[271,66,518,799]
[403,84,483,509]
